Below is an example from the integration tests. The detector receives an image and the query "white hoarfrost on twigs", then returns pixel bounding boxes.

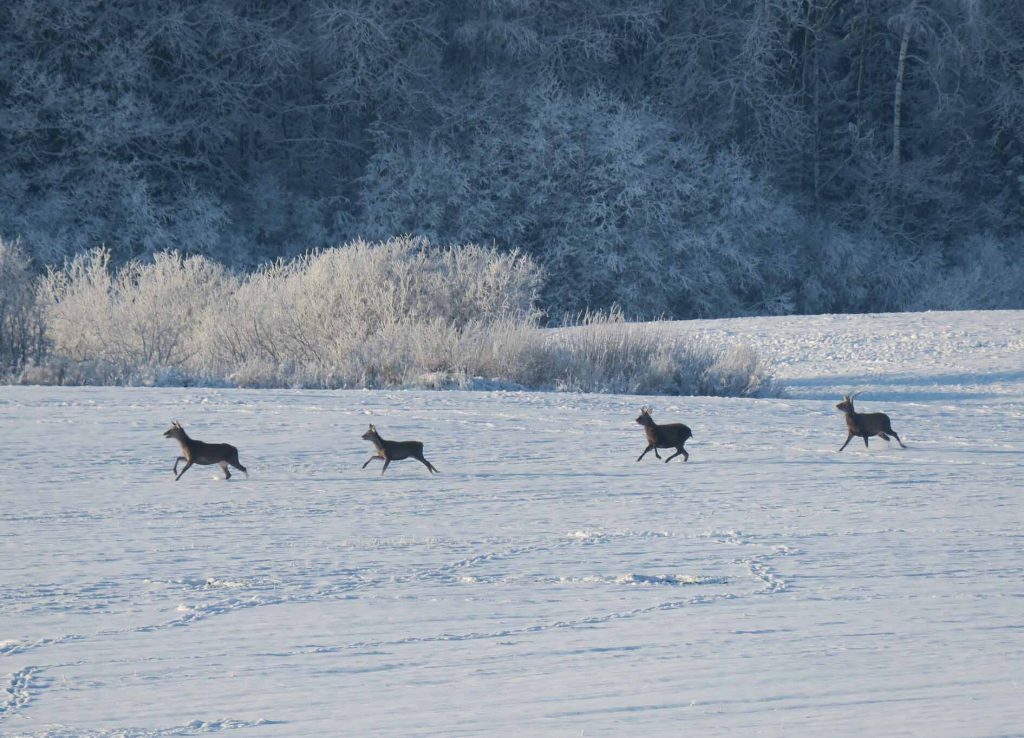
[0,309,1021,737]
[24,238,772,396]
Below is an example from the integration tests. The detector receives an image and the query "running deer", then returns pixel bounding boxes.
[635,406,692,463]
[836,392,906,451]
[163,421,248,480]
[361,424,438,475]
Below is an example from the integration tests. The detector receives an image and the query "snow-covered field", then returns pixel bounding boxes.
[2,310,1021,737]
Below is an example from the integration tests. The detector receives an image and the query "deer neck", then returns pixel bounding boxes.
[175,433,193,455]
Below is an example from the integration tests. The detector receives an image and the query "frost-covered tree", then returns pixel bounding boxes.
[0,0,1022,316]
[0,240,46,372]
[361,83,798,317]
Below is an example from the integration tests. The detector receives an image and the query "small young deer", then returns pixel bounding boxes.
[635,406,692,463]
[836,392,906,451]
[361,424,438,475]
[163,421,248,480]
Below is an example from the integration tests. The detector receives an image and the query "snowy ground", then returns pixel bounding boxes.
[1,310,1021,737]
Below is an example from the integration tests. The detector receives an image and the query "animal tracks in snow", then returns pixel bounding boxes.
[4,717,278,737]
[0,666,40,718]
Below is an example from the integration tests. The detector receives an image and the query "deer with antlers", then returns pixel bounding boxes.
[163,421,248,480]
[361,424,438,475]
[836,392,906,452]
[635,406,692,463]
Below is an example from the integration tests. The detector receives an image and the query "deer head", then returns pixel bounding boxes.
[635,406,655,426]
[163,420,186,440]
[836,392,861,413]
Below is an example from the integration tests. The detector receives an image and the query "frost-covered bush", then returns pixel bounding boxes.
[26,238,773,396]
[201,237,542,387]
[524,310,773,397]
[0,239,46,374]
[41,249,236,384]
[395,310,774,397]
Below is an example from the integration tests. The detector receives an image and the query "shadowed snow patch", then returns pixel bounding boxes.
[616,573,718,586]
[557,574,724,586]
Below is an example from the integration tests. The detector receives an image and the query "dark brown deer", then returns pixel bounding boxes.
[361,424,438,475]
[635,406,692,463]
[836,392,906,451]
[163,421,248,480]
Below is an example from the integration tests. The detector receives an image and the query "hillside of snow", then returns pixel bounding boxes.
[1,310,1021,737]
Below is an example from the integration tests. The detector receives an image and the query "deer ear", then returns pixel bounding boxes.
[369,424,375,431]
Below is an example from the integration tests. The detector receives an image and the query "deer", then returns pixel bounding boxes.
[635,406,692,463]
[163,421,248,480]
[361,424,438,475]
[836,392,906,452]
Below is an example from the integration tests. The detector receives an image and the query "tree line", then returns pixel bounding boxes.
[2,0,1022,318]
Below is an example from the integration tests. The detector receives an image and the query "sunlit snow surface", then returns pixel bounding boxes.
[2,311,1022,737]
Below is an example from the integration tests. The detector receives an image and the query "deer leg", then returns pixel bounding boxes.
[890,431,907,448]
[878,432,891,441]
[362,456,380,469]
[664,449,684,463]
[838,434,853,452]
[219,461,231,480]
[653,448,662,459]
[229,453,248,477]
[174,460,194,480]
[380,458,391,476]
[416,454,438,473]
[637,445,654,462]
[173,456,186,475]
[862,434,870,448]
